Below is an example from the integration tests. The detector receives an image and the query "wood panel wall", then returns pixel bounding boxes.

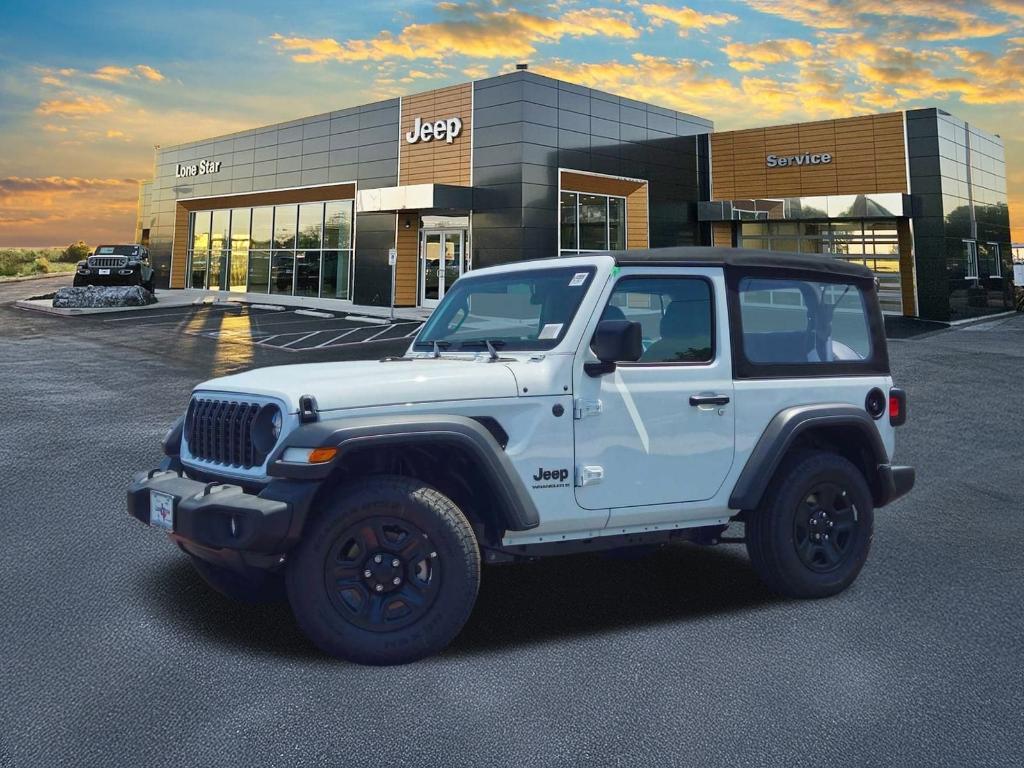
[560,171,649,249]
[399,84,472,186]
[394,215,419,306]
[710,112,907,200]
[169,182,357,289]
[711,222,733,248]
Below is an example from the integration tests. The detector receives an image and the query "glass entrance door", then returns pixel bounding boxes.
[420,230,464,308]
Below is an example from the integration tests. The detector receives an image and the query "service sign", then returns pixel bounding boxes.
[175,160,223,178]
[406,116,463,145]
[766,152,833,168]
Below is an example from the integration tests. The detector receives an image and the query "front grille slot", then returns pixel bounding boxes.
[88,256,128,269]
[185,398,264,469]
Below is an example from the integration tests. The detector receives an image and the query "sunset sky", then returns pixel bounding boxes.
[0,0,1021,247]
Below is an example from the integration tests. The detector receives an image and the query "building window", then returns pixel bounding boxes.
[560,192,578,252]
[738,220,903,313]
[186,199,354,299]
[987,242,1001,277]
[964,240,979,279]
[248,206,273,293]
[560,191,627,255]
[188,211,211,289]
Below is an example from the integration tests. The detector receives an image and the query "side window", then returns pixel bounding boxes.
[602,277,713,364]
[738,277,872,363]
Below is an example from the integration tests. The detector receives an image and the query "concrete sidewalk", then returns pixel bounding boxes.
[178,288,433,322]
[15,289,202,316]
[15,287,434,322]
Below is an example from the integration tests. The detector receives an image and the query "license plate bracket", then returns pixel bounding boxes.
[149,491,175,531]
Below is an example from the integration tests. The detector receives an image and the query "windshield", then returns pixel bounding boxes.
[94,245,139,256]
[414,266,597,351]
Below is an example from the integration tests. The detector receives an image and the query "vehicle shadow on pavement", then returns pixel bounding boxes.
[140,558,322,661]
[141,542,777,661]
[450,542,777,657]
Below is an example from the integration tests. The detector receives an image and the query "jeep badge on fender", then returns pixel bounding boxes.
[533,467,569,482]
[127,246,914,665]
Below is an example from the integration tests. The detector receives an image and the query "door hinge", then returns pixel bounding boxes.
[574,398,603,420]
[576,465,605,487]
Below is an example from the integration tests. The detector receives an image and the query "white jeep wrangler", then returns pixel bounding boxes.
[128,247,914,665]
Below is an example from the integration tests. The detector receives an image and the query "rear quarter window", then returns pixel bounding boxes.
[733,275,886,376]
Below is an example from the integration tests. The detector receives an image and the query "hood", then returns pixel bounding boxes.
[195,357,520,413]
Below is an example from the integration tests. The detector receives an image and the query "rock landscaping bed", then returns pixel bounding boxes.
[52,285,157,309]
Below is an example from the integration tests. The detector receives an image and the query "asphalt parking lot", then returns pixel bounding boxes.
[2,276,1023,768]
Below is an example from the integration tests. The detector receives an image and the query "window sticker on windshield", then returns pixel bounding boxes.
[568,272,589,287]
[98,247,114,254]
[538,323,563,339]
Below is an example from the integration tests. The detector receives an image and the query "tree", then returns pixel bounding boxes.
[62,240,90,262]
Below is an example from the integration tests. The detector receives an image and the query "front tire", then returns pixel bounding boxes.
[746,451,874,599]
[286,476,480,665]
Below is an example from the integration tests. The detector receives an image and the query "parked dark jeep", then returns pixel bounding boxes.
[75,244,155,292]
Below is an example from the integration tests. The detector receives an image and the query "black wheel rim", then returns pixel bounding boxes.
[324,516,441,632]
[793,482,858,573]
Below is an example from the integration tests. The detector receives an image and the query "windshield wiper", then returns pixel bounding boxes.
[429,340,451,358]
[459,339,506,360]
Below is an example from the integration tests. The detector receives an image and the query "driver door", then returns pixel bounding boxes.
[573,268,735,523]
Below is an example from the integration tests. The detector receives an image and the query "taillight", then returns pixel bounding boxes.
[889,387,907,426]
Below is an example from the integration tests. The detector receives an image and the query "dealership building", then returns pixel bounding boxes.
[136,69,1014,321]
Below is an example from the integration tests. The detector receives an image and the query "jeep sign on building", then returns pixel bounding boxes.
[136,70,1013,321]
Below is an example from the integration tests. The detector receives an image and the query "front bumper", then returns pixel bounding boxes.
[127,468,320,563]
[76,269,140,286]
[877,464,915,507]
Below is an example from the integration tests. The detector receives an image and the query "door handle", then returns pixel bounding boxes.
[689,394,730,407]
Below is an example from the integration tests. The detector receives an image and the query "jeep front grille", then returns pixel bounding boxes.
[185,398,263,469]
[88,256,128,269]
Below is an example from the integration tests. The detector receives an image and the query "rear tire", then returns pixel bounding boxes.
[286,476,480,665]
[746,451,873,599]
[188,556,286,604]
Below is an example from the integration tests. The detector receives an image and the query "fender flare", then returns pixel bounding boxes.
[267,414,540,532]
[729,403,889,511]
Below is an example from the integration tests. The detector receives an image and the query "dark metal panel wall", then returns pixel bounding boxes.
[471,71,710,270]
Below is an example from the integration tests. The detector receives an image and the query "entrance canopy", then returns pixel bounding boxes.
[355,184,474,213]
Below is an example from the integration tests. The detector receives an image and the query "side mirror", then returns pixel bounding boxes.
[586,319,642,376]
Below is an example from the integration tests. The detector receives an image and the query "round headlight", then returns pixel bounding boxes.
[252,404,283,456]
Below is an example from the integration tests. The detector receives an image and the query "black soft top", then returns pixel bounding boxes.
[613,247,875,283]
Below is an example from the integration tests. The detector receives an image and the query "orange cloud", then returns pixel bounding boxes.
[989,0,1024,18]
[134,64,165,82]
[90,64,166,83]
[723,38,816,71]
[36,94,115,118]
[742,0,1010,40]
[272,7,639,63]
[91,65,133,82]
[641,4,738,35]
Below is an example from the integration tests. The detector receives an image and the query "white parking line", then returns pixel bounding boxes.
[312,328,363,348]
[279,331,322,348]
